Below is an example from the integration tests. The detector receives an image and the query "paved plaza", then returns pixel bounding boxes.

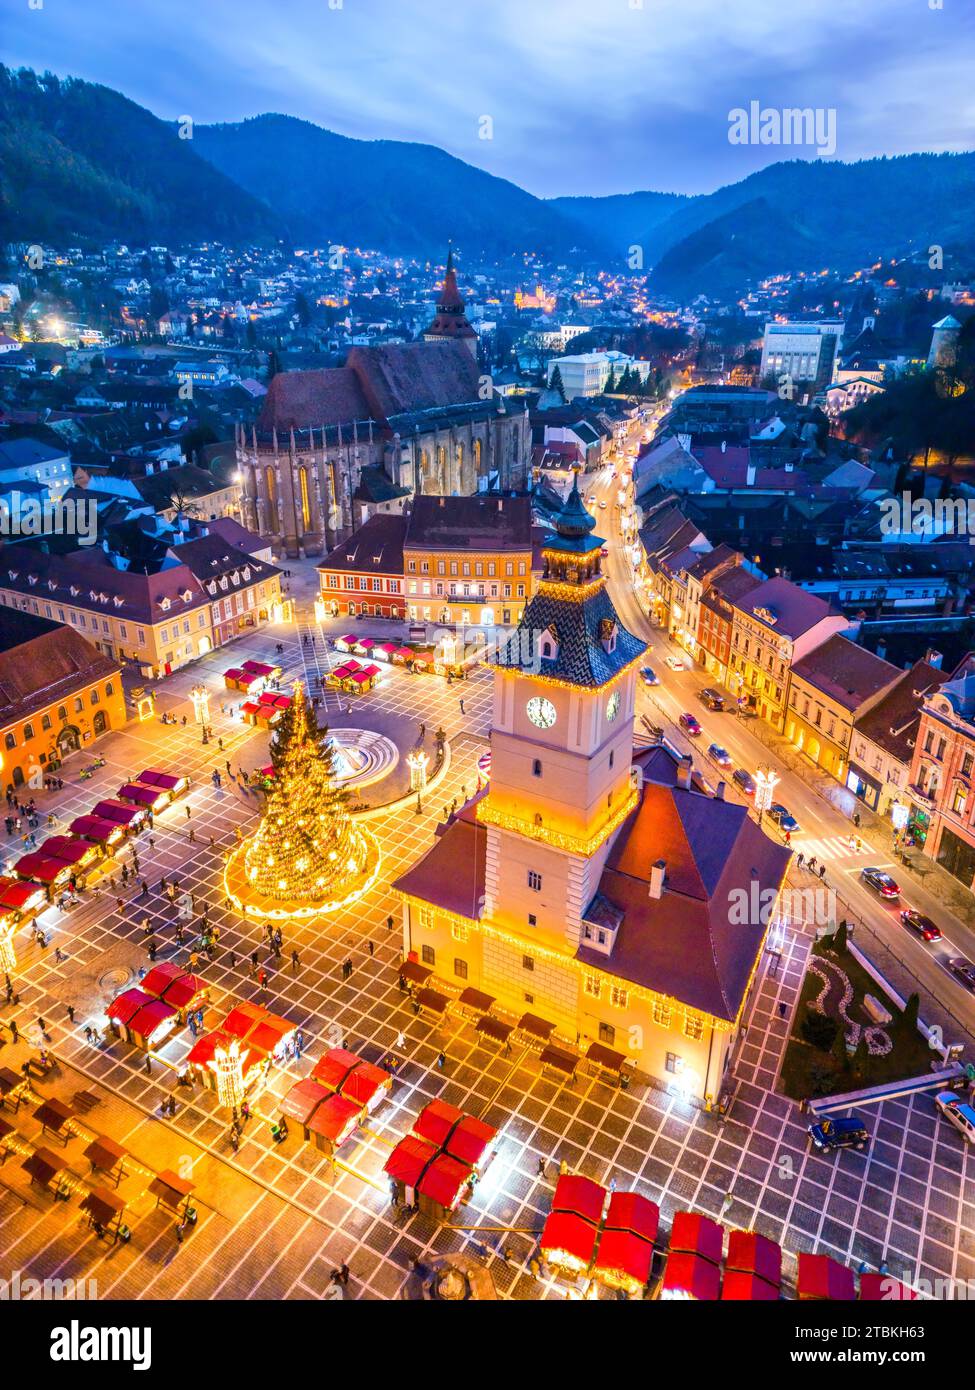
[1,579,974,1300]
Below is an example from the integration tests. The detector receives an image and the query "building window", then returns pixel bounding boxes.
[522,955,534,972]
[532,758,542,776]
[683,1013,705,1041]
[23,722,34,740]
[4,733,16,750]
[527,870,542,892]
[453,958,468,980]
[527,913,537,927]
[610,985,628,1009]
[651,1000,671,1028]
[584,974,601,998]
[665,1052,682,1074]
[41,715,51,731]
[598,1022,616,1046]
[418,906,433,932]
[421,944,435,966]
[451,922,468,943]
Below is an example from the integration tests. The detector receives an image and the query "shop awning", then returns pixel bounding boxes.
[22,1147,66,1188]
[457,987,494,1015]
[669,1210,724,1264]
[307,1093,361,1145]
[661,1250,721,1301]
[107,988,155,1026]
[539,1045,578,1079]
[797,1253,856,1301]
[384,1134,438,1188]
[84,1134,128,1174]
[280,1078,333,1125]
[551,1173,606,1224]
[540,1211,598,1270]
[33,1098,75,1134]
[70,814,124,844]
[419,1152,471,1211]
[415,987,449,1015]
[399,960,432,986]
[592,1227,654,1290]
[586,1041,627,1074]
[80,1187,126,1225]
[725,1229,781,1288]
[604,1190,659,1245]
[720,1268,780,1301]
[517,1012,556,1043]
[475,1016,513,1046]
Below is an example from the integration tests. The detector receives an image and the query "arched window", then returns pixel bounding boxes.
[474,438,482,473]
[264,466,279,532]
[299,465,311,530]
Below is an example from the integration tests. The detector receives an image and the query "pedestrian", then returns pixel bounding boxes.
[145,1055,152,1076]
[720,1190,734,1219]
[396,1030,405,1049]
[819,863,826,879]
[796,852,804,868]
[259,970,268,991]
[387,914,394,932]
[291,950,300,973]
[368,940,374,956]
[436,1050,446,1070]
[185,805,191,820]
[536,1157,546,1177]
[66,1004,75,1023]
[778,1002,787,1019]
[459,699,465,715]
[9,1020,18,1043]
[188,827,195,844]
[339,1263,350,1287]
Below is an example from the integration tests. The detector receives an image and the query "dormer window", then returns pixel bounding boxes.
[182,589,193,602]
[539,625,560,662]
[599,617,618,654]
[160,597,171,611]
[219,577,229,590]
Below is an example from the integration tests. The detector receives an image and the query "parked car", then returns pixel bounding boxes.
[860,866,900,900]
[665,654,685,671]
[947,957,975,992]
[708,743,732,768]
[733,768,756,796]
[640,666,659,687]
[900,908,943,943]
[808,1115,870,1153]
[598,499,607,509]
[698,687,725,711]
[678,712,702,736]
[601,545,609,557]
[768,804,800,833]
[934,1091,975,1143]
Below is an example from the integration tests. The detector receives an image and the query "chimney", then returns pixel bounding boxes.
[784,457,794,473]
[720,440,727,454]
[715,780,726,801]
[925,648,944,670]
[746,462,757,486]
[439,496,445,507]
[676,754,693,790]
[649,859,666,899]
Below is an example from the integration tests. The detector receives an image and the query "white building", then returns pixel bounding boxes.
[760,321,844,388]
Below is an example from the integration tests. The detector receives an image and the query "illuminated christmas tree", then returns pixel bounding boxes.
[233,681,378,913]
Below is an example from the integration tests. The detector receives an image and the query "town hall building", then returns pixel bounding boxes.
[394,480,791,1105]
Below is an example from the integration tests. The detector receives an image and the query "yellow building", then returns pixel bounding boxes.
[786,634,900,782]
[0,610,125,791]
[394,481,791,1105]
[403,494,535,628]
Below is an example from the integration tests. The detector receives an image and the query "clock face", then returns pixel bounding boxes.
[606,690,621,722]
[526,696,557,730]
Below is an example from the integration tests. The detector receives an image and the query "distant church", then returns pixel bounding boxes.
[236,253,527,557]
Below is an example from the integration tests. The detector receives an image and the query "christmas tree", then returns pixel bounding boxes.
[240,682,373,908]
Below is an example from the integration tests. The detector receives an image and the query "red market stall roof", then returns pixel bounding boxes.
[592,1227,654,1290]
[138,769,188,794]
[540,1211,599,1271]
[240,701,261,717]
[0,878,45,912]
[140,962,184,993]
[661,1250,721,1301]
[41,836,95,865]
[242,660,279,677]
[605,1191,659,1245]
[118,782,164,808]
[129,999,177,1042]
[384,1134,438,1188]
[551,1173,606,1225]
[222,1002,271,1038]
[721,1268,780,1301]
[457,987,495,1015]
[444,1114,496,1168]
[311,1048,391,1108]
[347,670,373,687]
[236,672,261,688]
[414,1099,463,1149]
[475,1015,514,1046]
[335,635,359,649]
[70,815,122,845]
[257,692,291,710]
[726,1229,782,1288]
[107,988,155,1027]
[859,1272,917,1301]
[670,1210,724,1265]
[92,799,144,827]
[281,1078,333,1125]
[141,964,207,1012]
[797,1253,857,1302]
[307,1093,361,1145]
[221,1002,294,1054]
[375,642,399,657]
[223,667,244,682]
[394,646,416,662]
[419,1152,471,1212]
[15,853,69,884]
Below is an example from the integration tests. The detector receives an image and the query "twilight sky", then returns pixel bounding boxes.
[5,0,974,196]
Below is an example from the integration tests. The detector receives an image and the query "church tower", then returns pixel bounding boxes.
[424,247,478,359]
[479,477,647,967]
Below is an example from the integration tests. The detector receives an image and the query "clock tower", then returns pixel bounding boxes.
[479,475,647,957]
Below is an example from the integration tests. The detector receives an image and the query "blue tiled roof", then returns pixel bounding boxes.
[495,581,646,687]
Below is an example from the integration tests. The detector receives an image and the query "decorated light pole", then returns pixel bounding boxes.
[209,1038,247,1117]
[190,684,210,726]
[754,765,780,826]
[0,920,16,977]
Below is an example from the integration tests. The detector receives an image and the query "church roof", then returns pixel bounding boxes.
[258,368,371,432]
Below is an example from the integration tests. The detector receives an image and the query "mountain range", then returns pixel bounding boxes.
[3,65,974,293]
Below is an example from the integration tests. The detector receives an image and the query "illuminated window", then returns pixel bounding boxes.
[527,870,542,892]
[610,985,628,1009]
[451,922,468,943]
[584,973,601,999]
[523,955,535,972]
[652,1000,672,1028]
[418,906,434,932]
[683,1013,705,1041]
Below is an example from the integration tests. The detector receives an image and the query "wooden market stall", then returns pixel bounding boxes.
[540,1212,600,1279]
[475,1015,514,1051]
[22,1147,71,1198]
[13,851,75,899]
[40,835,103,877]
[454,987,495,1022]
[539,1045,579,1084]
[186,1030,267,1094]
[591,1192,660,1297]
[517,1012,556,1050]
[137,769,189,801]
[140,963,209,1023]
[721,1230,782,1301]
[80,1187,128,1242]
[33,1098,76,1146]
[797,1252,857,1302]
[279,1078,362,1156]
[0,1066,27,1113]
[0,876,46,928]
[415,986,450,1022]
[91,798,148,833]
[84,1134,129,1188]
[659,1211,725,1301]
[68,814,127,852]
[310,1047,392,1114]
[383,1135,474,1220]
[117,782,169,814]
[150,1169,195,1217]
[106,989,179,1050]
[413,1099,497,1174]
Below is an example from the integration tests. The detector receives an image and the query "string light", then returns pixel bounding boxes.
[476,785,639,856]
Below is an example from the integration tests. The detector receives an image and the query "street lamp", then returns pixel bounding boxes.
[754,766,779,824]
[189,684,210,725]
[407,750,429,793]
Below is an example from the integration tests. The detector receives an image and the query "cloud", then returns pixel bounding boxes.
[5,0,973,195]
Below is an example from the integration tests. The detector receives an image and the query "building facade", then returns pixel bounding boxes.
[909,658,975,887]
[393,481,791,1104]
[0,611,126,791]
[786,635,900,783]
